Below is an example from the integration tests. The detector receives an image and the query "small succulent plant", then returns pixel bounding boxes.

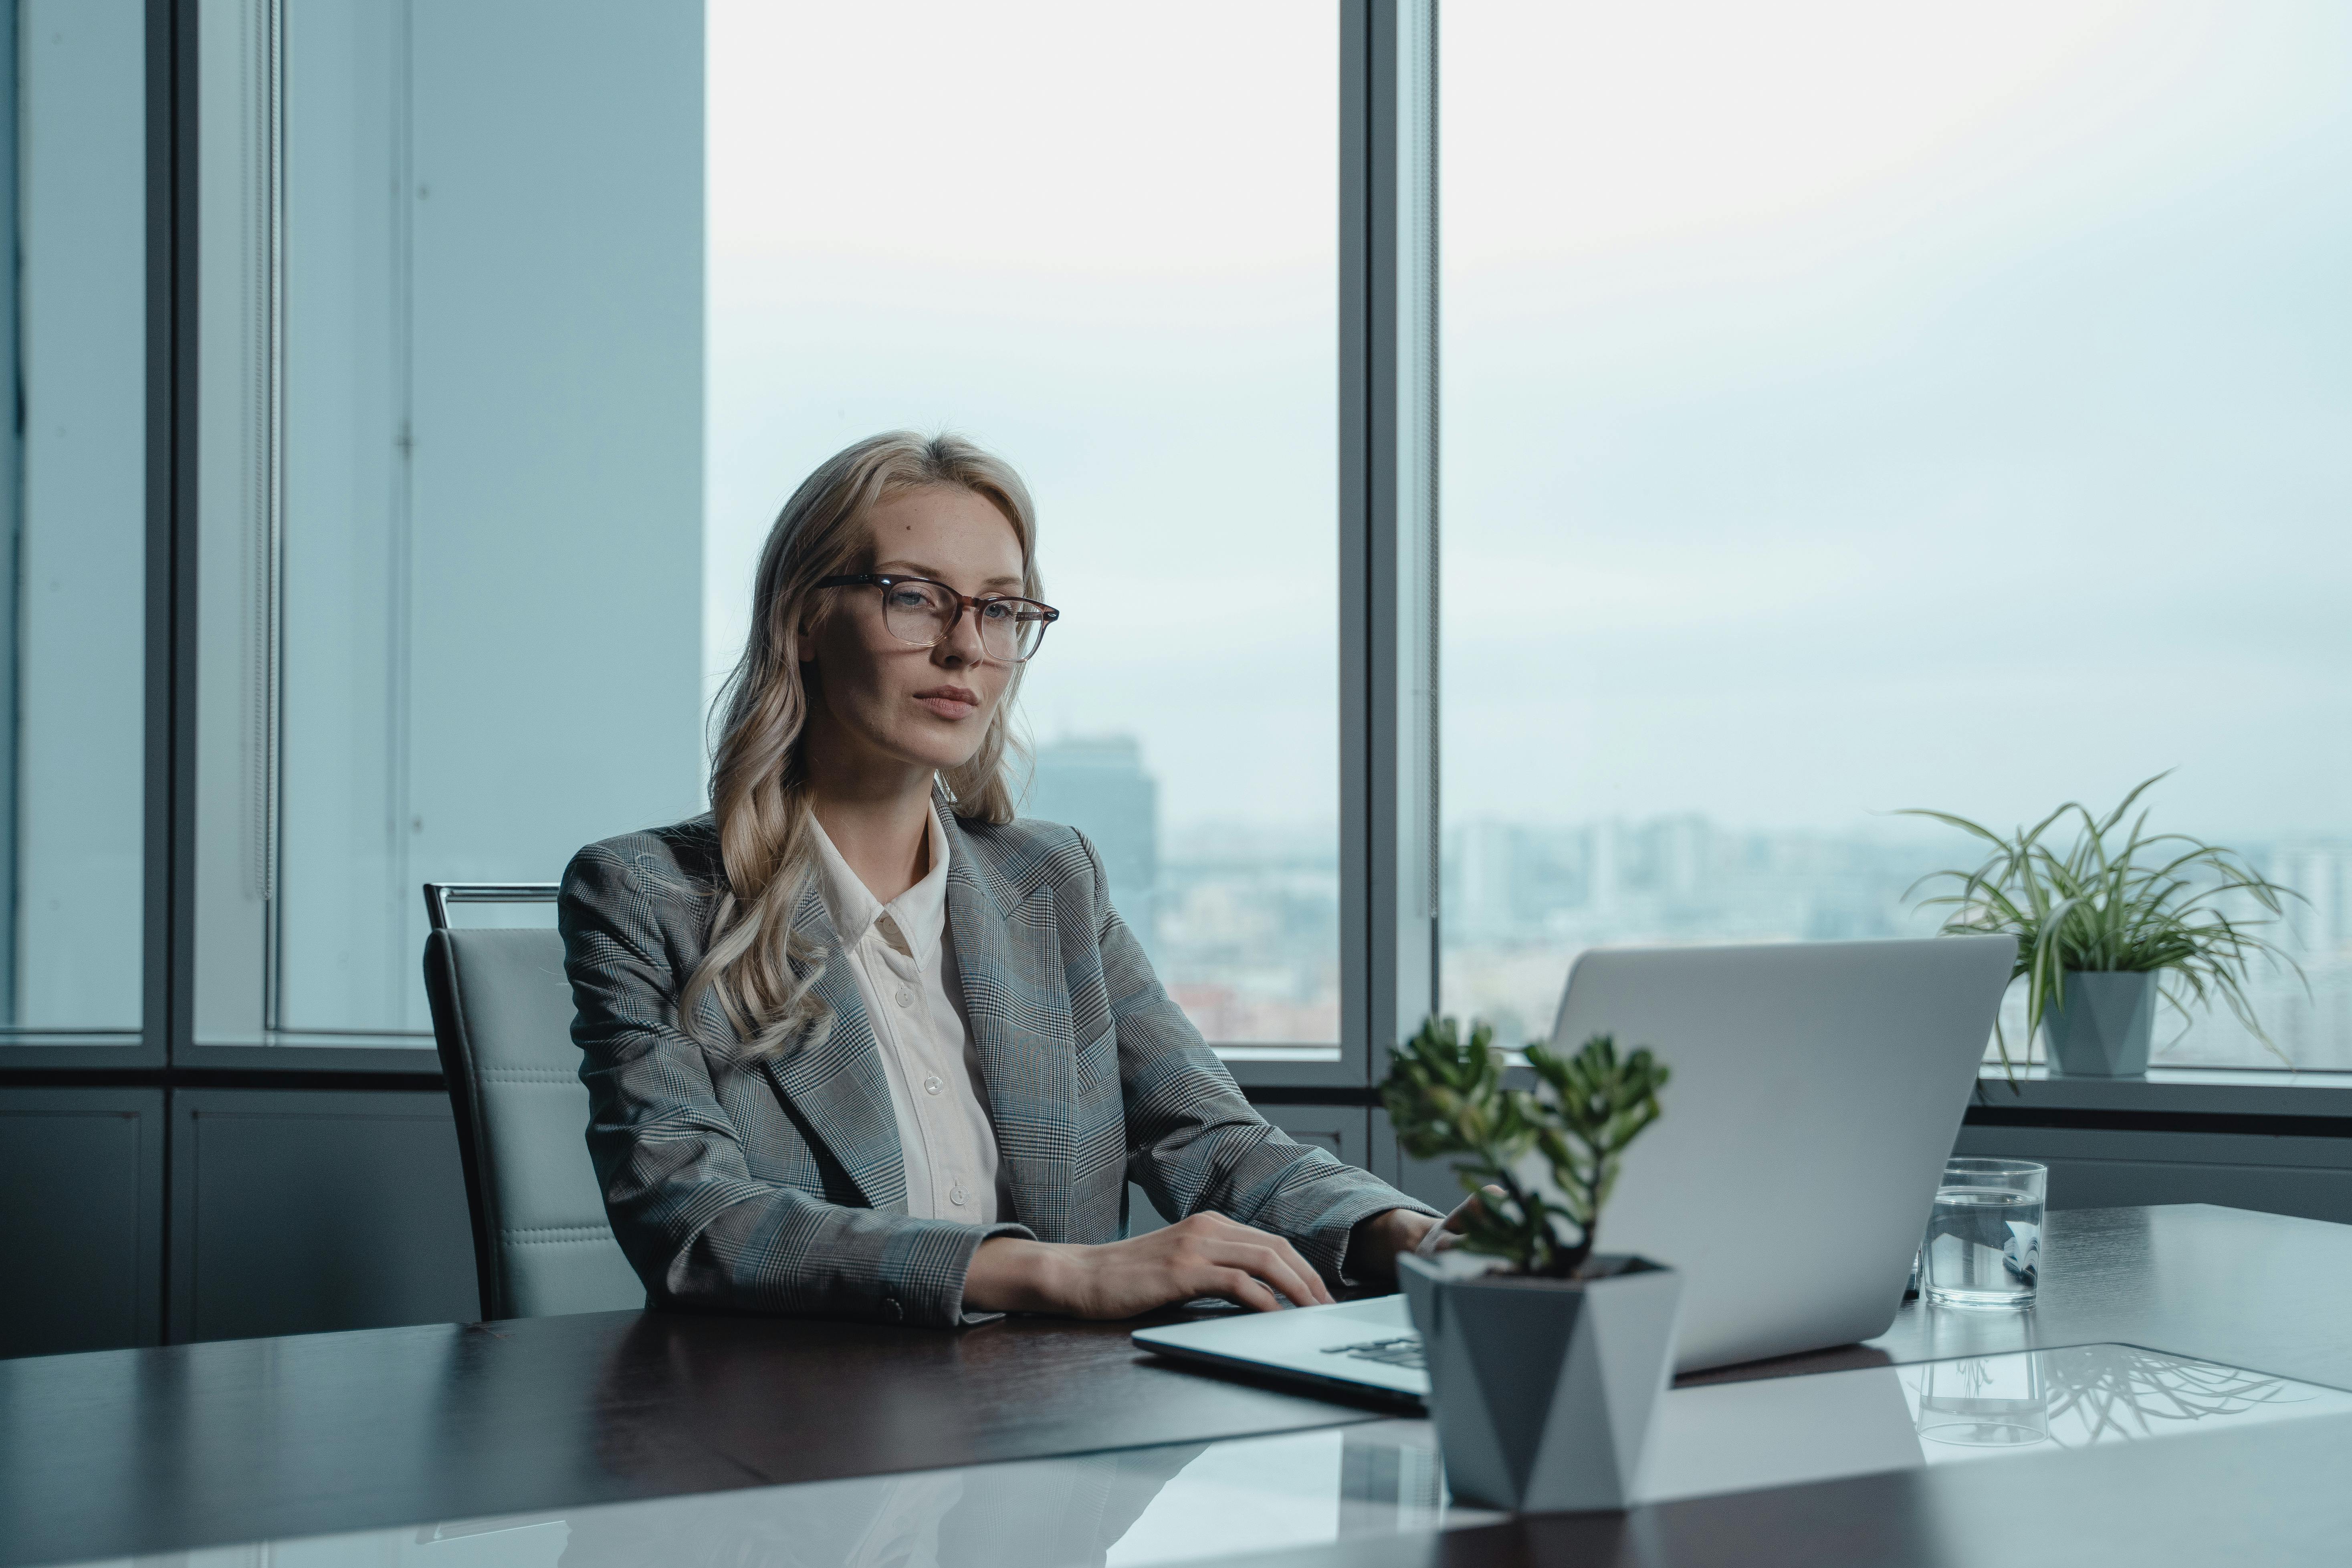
[1381,1016,1670,1279]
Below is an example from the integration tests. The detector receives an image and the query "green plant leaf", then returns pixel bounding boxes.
[1379,1018,1673,1278]
[1901,774,2307,1074]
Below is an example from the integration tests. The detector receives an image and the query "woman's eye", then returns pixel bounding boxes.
[979,600,1015,622]
[885,587,933,611]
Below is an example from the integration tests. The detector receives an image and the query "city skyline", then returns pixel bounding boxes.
[1021,727,2349,1070]
[1441,813,2349,1072]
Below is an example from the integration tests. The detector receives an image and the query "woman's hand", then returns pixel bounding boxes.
[963,1213,1337,1319]
[1342,1187,1500,1282]
[1343,1207,1444,1283]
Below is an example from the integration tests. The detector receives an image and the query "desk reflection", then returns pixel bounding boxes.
[537,1422,1461,1568]
[557,1311,1479,1568]
[128,1422,1472,1568]
[1647,1340,2352,1504]
[555,1441,1203,1568]
[1904,1342,2332,1458]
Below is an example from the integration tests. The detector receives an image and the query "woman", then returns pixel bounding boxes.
[561,432,1444,1327]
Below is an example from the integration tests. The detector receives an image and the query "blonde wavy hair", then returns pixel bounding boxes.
[684,431,1039,1057]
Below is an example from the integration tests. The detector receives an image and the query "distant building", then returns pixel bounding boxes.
[1635,814,1711,902]
[1445,819,1590,943]
[1449,819,1520,944]
[2271,841,2350,960]
[1028,736,1160,957]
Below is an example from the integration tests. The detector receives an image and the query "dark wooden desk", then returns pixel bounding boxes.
[0,1300,1380,1568]
[4,1205,2350,1568]
[1203,1204,2352,1568]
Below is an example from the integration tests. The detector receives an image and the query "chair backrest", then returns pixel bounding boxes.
[422,884,644,1321]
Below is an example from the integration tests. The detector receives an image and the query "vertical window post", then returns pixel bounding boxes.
[1343,0,1439,1088]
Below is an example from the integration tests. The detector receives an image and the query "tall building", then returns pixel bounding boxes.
[1448,819,1522,945]
[2273,842,2351,961]
[1027,736,1161,957]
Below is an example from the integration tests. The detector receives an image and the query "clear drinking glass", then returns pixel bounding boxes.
[1924,1158,2046,1309]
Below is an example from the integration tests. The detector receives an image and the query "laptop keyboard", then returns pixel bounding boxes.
[1321,1335,1426,1371]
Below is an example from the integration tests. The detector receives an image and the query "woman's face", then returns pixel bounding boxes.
[801,485,1028,778]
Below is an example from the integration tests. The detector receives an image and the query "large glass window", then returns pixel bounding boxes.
[707,2,1342,1047]
[1441,2,2352,1069]
[194,0,706,1046]
[190,0,1340,1051]
[4,0,146,1039]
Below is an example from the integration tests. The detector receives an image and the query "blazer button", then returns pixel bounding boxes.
[882,1296,904,1323]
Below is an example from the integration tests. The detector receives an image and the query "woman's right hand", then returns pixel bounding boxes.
[963,1213,1336,1319]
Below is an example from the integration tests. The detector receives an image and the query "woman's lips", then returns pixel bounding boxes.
[915,688,979,720]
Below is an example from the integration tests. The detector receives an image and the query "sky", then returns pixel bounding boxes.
[1440,1,2352,842]
[707,0,2351,846]
[705,1,1337,839]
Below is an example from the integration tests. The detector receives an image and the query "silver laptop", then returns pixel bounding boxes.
[1134,935,2016,1398]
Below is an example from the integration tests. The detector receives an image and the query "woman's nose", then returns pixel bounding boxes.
[937,609,987,665]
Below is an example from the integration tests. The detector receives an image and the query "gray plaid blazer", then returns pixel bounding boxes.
[560,797,1427,1328]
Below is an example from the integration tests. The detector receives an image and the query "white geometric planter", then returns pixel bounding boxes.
[1399,1252,1683,1513]
[2043,970,2160,1077]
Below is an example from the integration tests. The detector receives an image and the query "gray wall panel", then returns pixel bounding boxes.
[1262,1103,1370,1170]
[171,1090,476,1343]
[0,1088,162,1356]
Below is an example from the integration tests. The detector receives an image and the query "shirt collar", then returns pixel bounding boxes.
[808,803,951,967]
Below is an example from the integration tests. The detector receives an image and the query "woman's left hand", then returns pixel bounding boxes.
[1346,1191,1490,1281]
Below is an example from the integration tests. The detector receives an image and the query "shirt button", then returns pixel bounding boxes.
[894,989,914,1009]
[950,1185,969,1207]
[924,1075,943,1096]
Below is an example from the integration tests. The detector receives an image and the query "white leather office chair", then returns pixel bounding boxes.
[422,883,645,1320]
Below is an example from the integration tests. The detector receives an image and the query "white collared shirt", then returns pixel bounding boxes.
[808,808,1012,1225]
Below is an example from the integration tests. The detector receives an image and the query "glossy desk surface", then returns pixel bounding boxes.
[5,1204,2352,1567]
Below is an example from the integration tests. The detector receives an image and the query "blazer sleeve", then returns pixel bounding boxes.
[1080,831,1439,1284]
[560,842,1032,1328]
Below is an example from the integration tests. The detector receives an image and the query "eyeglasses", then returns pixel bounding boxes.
[814,574,1060,664]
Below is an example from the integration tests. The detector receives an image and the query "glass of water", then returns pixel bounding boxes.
[1924,1158,2046,1309]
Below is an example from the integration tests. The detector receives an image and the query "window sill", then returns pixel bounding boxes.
[1213,1045,1343,1063]
[1970,1066,2352,1130]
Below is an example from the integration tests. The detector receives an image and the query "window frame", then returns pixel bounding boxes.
[19,0,2315,1112]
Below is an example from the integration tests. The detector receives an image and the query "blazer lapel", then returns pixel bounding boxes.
[943,806,1076,1240]
[759,880,909,1213]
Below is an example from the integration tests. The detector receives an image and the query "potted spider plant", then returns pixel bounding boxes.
[1380,1017,1678,1513]
[1905,774,2302,1079]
